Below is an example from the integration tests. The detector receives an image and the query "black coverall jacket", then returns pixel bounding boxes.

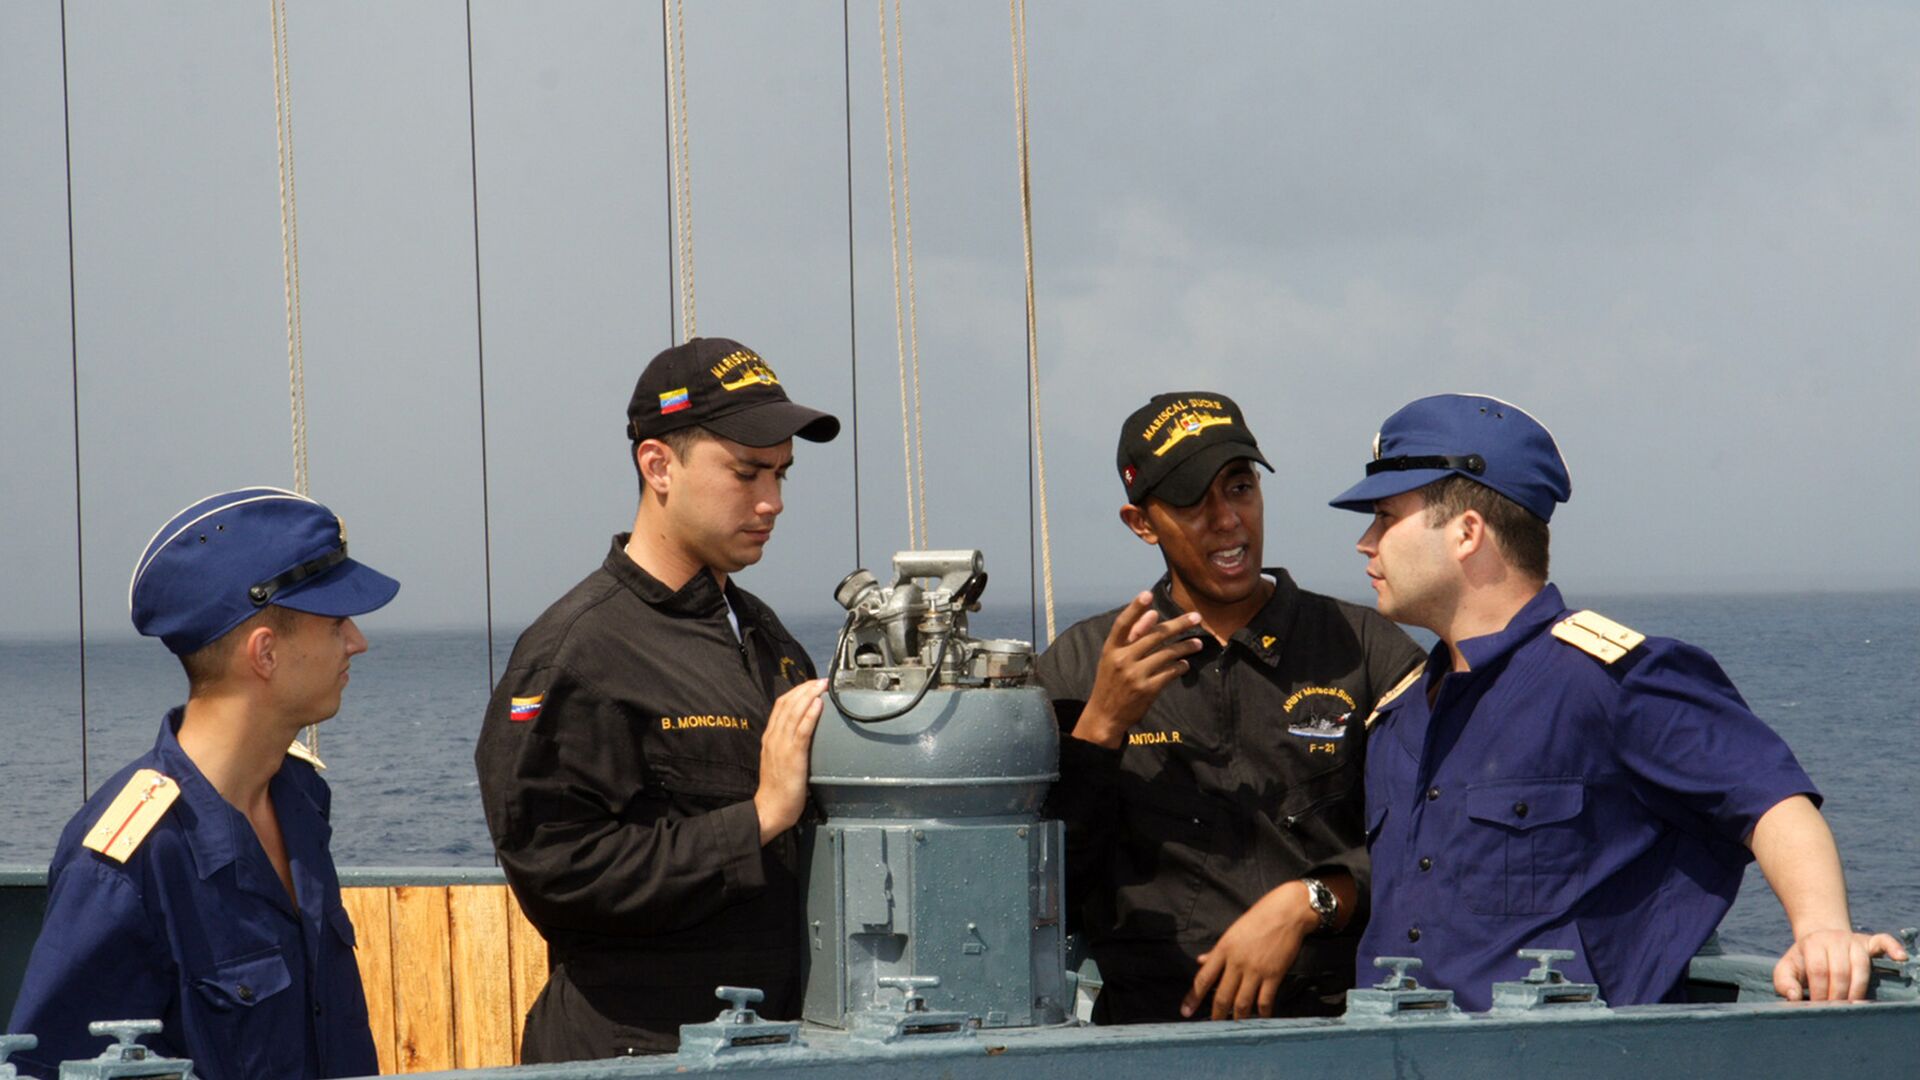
[1034,569,1424,1022]
[474,537,817,1060]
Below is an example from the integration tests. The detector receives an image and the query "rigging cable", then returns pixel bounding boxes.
[1009,0,1056,643]
[269,0,310,497]
[662,0,697,340]
[58,0,91,799]
[657,3,678,342]
[269,0,323,755]
[842,0,863,570]
[877,0,929,547]
[462,0,499,690]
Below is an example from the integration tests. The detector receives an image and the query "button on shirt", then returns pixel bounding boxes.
[1036,569,1424,1021]
[1361,584,1818,1011]
[8,710,376,1079]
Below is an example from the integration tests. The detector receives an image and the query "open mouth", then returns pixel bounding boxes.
[1210,545,1249,572]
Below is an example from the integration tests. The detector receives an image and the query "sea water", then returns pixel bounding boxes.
[2,590,1914,955]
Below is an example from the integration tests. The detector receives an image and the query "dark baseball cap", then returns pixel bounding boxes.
[1116,392,1272,507]
[626,337,840,447]
[1328,393,1572,521]
[129,487,400,656]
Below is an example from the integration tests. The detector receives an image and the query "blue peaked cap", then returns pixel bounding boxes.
[130,487,400,655]
[1329,394,1572,522]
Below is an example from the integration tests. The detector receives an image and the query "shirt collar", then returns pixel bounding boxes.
[603,533,730,619]
[1454,582,1568,672]
[151,708,247,883]
[1149,567,1300,667]
[151,708,325,915]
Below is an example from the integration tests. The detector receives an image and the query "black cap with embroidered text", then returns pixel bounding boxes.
[626,337,841,447]
[1116,392,1272,507]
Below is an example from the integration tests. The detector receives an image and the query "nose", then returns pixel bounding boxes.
[1204,491,1241,532]
[1356,518,1382,557]
[343,617,369,657]
[757,476,784,519]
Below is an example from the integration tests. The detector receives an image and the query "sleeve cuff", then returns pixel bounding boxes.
[714,800,769,901]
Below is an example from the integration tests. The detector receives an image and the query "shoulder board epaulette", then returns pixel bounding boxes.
[1365,667,1425,729]
[1551,610,1646,664]
[82,769,181,863]
[285,738,327,771]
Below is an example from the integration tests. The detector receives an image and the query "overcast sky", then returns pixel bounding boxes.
[3,1,1916,647]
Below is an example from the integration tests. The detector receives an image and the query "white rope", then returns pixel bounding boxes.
[1009,0,1055,642]
[878,0,929,548]
[269,0,318,757]
[269,0,309,498]
[664,0,697,339]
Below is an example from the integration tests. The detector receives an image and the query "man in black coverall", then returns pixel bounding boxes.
[1035,392,1425,1023]
[474,337,839,1061]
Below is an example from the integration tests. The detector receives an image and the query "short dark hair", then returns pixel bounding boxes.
[1419,475,1550,581]
[177,605,301,694]
[632,425,715,495]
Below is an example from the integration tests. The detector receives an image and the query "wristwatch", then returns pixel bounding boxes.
[1301,877,1339,934]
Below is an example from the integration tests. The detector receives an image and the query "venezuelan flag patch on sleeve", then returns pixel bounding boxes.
[509,694,545,722]
[659,387,691,414]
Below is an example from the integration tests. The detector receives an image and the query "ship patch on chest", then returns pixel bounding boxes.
[1282,686,1355,742]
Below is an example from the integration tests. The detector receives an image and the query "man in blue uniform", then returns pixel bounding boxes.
[1329,394,1906,1010]
[7,487,396,1077]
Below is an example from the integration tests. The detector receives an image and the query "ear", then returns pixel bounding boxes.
[1451,508,1489,562]
[242,623,278,681]
[635,439,676,498]
[1119,503,1160,547]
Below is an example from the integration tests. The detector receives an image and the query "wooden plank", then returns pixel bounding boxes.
[506,891,550,1063]
[447,885,514,1068]
[390,885,454,1072]
[340,887,396,1077]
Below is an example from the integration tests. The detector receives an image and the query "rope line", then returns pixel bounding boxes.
[877,0,929,548]
[663,0,697,340]
[59,0,91,799]
[269,0,320,757]
[269,0,310,498]
[463,0,499,691]
[893,0,929,547]
[841,0,863,571]
[657,3,678,343]
[1009,0,1056,643]
[876,0,915,547]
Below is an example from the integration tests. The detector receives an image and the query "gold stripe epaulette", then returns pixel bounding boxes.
[1365,667,1425,729]
[285,738,327,771]
[1551,610,1646,664]
[82,768,180,863]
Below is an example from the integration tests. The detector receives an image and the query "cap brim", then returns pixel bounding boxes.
[272,559,401,618]
[705,401,842,446]
[1139,444,1273,508]
[1327,468,1457,513]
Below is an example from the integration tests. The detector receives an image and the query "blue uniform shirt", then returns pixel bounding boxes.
[7,710,377,1079]
[1360,585,1818,1010]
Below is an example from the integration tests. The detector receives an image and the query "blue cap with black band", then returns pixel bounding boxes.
[130,487,400,655]
[1329,394,1572,522]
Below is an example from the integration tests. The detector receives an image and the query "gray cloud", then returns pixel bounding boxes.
[3,1,1915,652]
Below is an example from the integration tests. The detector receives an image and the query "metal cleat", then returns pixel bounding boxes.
[0,1034,38,1079]
[1490,949,1607,1013]
[57,1021,196,1079]
[676,986,806,1062]
[1344,957,1463,1021]
[1867,927,1920,1000]
[849,976,979,1045]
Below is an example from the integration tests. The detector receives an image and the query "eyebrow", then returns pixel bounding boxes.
[730,450,794,471]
